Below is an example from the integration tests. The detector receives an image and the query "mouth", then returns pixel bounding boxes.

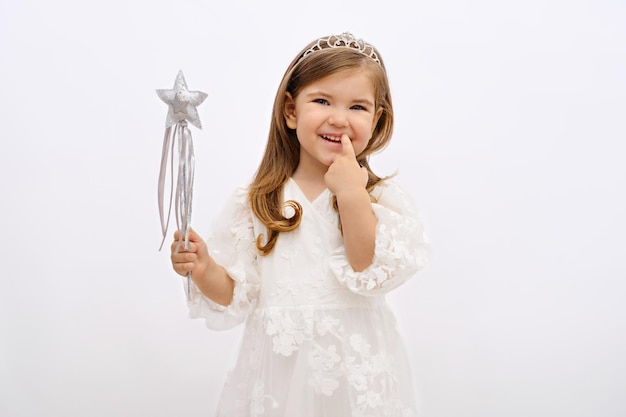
[320,134,342,143]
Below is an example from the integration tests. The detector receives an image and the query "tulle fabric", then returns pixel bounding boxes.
[186,179,430,416]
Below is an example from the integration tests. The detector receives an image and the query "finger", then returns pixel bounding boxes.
[172,251,197,264]
[340,134,356,158]
[173,227,201,241]
[173,261,195,276]
[187,227,203,243]
[173,227,203,247]
[171,234,197,253]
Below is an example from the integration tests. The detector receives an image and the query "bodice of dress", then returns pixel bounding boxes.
[257,180,384,310]
[186,177,431,330]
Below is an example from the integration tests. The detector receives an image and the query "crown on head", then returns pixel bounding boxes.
[296,32,381,66]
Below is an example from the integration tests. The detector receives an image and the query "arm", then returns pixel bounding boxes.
[171,187,261,330]
[325,134,376,271]
[171,228,234,306]
[329,179,432,296]
[335,188,376,271]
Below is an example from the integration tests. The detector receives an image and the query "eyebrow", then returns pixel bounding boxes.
[304,91,375,107]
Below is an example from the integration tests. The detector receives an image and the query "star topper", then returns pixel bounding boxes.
[156,70,207,129]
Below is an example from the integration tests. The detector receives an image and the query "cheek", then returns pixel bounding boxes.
[352,136,370,156]
[355,119,375,143]
[356,124,378,155]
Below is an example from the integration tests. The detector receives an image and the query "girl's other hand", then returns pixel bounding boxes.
[170,228,210,279]
[325,134,368,197]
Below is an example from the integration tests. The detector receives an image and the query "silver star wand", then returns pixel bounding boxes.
[157,70,207,301]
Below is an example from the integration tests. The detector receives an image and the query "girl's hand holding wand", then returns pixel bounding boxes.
[171,228,234,306]
[170,228,210,279]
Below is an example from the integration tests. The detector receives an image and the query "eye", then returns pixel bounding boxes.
[313,98,329,105]
[350,104,367,111]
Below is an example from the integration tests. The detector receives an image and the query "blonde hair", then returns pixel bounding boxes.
[249,35,395,255]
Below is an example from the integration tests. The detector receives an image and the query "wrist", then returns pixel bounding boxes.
[335,187,370,205]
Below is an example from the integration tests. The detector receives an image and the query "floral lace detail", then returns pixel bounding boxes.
[345,334,399,416]
[263,307,354,357]
[265,307,314,356]
[256,307,415,415]
[251,381,279,416]
[308,343,342,395]
[316,314,343,337]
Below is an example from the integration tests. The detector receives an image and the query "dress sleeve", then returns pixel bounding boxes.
[186,187,261,330]
[329,180,431,296]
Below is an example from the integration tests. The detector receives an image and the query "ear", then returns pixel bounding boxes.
[284,92,297,129]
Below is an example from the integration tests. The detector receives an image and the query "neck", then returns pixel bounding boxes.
[292,165,328,201]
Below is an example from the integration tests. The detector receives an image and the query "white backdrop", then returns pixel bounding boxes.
[1,0,625,416]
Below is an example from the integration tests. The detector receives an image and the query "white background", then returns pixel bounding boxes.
[1,0,625,416]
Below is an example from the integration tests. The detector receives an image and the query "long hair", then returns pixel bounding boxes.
[249,34,395,255]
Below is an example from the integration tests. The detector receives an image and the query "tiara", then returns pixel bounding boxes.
[296,32,381,66]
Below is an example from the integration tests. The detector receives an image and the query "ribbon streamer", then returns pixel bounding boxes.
[158,121,195,299]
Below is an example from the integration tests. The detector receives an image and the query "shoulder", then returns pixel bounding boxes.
[215,185,252,218]
[225,184,250,204]
[370,178,422,216]
[370,178,409,202]
[233,185,249,200]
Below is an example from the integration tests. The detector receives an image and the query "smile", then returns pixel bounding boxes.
[320,134,342,143]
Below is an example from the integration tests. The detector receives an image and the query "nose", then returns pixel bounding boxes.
[328,109,349,127]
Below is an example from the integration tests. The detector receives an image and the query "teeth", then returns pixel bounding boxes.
[322,135,341,142]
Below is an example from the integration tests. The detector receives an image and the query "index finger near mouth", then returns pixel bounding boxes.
[340,134,356,156]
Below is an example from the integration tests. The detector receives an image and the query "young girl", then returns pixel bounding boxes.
[170,32,431,417]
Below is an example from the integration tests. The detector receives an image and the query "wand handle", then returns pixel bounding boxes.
[186,272,192,301]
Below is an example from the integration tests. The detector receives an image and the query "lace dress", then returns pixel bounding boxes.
[186,178,431,417]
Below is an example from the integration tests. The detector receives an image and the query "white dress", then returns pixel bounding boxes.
[187,178,431,417]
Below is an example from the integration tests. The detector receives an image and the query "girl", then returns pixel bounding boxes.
[171,32,431,417]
